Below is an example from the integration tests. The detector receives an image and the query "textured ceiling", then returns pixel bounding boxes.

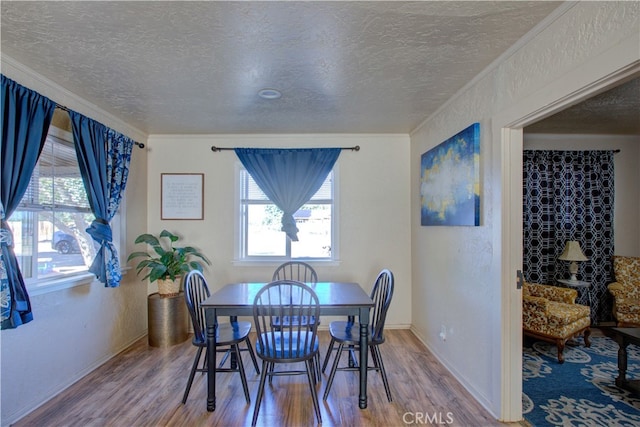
[5,1,626,136]
[526,77,640,135]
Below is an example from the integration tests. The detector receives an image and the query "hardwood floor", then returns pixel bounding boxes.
[14,329,516,427]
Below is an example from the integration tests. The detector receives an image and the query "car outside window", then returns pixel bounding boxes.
[9,124,117,286]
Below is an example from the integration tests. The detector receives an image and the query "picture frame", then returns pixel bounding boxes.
[420,123,480,226]
[161,173,204,220]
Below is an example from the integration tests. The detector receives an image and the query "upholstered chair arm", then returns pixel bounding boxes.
[523,295,549,329]
[608,281,626,298]
[627,286,640,299]
[523,295,549,312]
[614,297,640,318]
[525,282,577,304]
[547,287,578,304]
[609,281,640,299]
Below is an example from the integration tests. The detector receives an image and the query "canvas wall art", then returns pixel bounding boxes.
[420,123,480,226]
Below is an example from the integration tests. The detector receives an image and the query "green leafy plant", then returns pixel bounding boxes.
[127,230,210,283]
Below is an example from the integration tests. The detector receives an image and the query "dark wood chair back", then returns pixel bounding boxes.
[184,270,210,345]
[273,261,318,283]
[370,269,394,344]
[253,280,320,363]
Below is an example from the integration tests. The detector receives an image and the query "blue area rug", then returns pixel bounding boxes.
[523,335,640,426]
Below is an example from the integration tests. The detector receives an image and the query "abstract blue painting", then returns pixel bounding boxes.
[420,123,480,226]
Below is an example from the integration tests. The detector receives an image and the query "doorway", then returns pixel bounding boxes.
[500,65,640,422]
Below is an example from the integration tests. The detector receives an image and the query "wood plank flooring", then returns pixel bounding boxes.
[14,329,517,427]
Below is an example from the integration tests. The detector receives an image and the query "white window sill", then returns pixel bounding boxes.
[26,267,131,296]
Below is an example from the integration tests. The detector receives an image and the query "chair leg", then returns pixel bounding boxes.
[308,355,317,385]
[348,346,358,367]
[371,345,392,402]
[218,348,232,369]
[305,359,322,424]
[310,353,322,384]
[252,360,269,427]
[245,337,260,374]
[268,361,275,384]
[583,327,592,347]
[322,337,336,373]
[323,342,345,400]
[233,344,251,404]
[182,346,203,404]
[370,345,380,369]
[556,339,566,364]
[315,353,322,382]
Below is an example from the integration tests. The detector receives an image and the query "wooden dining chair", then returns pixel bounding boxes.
[322,269,395,402]
[272,261,321,378]
[252,280,322,426]
[272,261,318,283]
[181,270,259,404]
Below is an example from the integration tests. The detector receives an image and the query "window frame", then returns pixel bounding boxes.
[234,161,339,264]
[11,124,127,295]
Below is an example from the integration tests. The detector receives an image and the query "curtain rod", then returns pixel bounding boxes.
[55,104,145,148]
[211,145,360,152]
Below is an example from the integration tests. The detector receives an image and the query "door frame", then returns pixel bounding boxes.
[498,60,639,421]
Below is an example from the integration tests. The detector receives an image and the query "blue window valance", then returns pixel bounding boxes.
[235,148,341,241]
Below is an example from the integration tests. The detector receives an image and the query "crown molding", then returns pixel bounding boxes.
[411,1,578,136]
[1,53,147,143]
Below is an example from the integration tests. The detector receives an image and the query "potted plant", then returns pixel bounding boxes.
[128,229,210,297]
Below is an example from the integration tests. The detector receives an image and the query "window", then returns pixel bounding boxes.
[10,125,105,286]
[238,167,335,261]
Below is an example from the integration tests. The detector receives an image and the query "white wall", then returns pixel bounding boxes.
[143,134,413,328]
[0,59,149,426]
[410,1,639,419]
[524,133,640,257]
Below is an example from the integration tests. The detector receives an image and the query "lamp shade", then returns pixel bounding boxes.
[558,241,588,262]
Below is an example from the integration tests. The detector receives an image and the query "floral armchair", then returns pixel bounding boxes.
[523,282,591,363]
[608,255,640,327]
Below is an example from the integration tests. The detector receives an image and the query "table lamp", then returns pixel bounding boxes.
[558,240,588,281]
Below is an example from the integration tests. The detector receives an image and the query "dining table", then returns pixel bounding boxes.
[201,281,375,412]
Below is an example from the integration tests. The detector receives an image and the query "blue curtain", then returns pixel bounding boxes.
[523,150,615,324]
[235,148,341,241]
[1,75,56,329]
[69,112,134,288]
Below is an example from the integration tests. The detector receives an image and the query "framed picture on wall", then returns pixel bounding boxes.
[420,123,480,226]
[161,173,204,220]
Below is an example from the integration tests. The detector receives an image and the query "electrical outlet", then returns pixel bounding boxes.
[440,324,447,341]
